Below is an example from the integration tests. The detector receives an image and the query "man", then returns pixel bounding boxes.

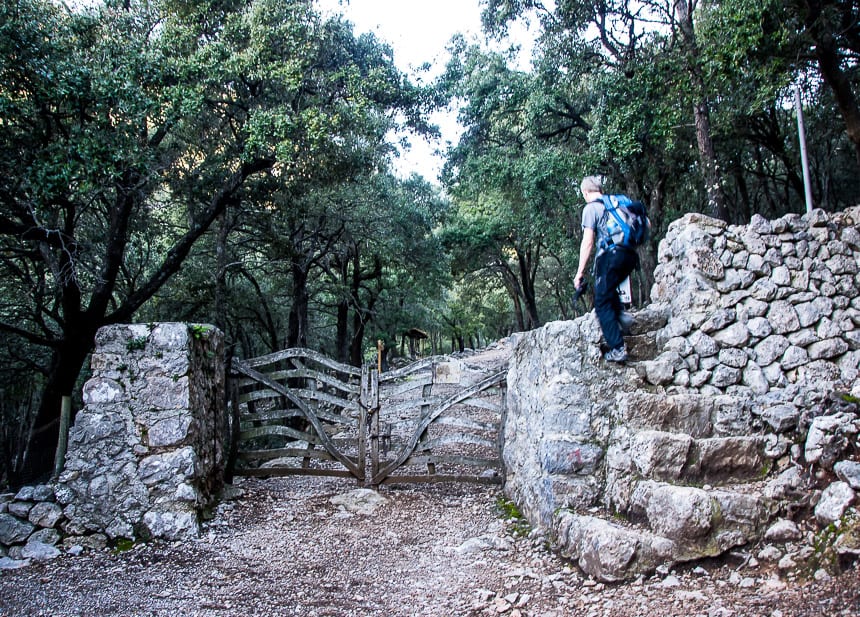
[573,175,640,363]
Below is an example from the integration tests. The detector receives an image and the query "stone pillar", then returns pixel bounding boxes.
[55,323,226,541]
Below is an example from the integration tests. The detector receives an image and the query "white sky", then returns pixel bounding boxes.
[316,0,485,74]
[315,0,534,183]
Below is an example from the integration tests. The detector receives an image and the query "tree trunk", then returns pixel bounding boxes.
[516,247,541,329]
[349,309,366,367]
[808,17,860,171]
[335,300,350,364]
[287,259,310,349]
[675,0,728,221]
[510,288,525,332]
[21,322,94,482]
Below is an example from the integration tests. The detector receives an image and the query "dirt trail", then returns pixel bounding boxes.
[1,476,858,617]
[2,341,858,616]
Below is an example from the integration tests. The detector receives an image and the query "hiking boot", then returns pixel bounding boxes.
[619,311,634,335]
[604,347,628,363]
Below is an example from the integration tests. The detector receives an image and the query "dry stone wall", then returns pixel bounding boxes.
[54,323,227,543]
[47,323,228,537]
[1,323,228,567]
[645,207,859,394]
[504,207,860,582]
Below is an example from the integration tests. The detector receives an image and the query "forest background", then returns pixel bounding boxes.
[1,0,858,486]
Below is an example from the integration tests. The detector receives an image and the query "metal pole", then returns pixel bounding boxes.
[794,86,814,213]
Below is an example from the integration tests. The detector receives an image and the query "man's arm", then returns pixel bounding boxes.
[574,227,595,289]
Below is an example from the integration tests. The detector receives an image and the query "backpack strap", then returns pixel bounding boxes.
[600,195,632,247]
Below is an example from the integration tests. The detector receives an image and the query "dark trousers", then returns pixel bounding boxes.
[594,247,638,351]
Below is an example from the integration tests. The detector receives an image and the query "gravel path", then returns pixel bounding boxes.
[1,476,858,616]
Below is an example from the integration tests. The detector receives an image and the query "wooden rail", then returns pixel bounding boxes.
[229,348,507,486]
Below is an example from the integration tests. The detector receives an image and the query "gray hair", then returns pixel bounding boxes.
[580,175,603,193]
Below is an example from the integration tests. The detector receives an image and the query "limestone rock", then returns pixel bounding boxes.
[804,413,857,469]
[629,431,691,481]
[0,513,35,545]
[330,489,388,516]
[754,335,790,366]
[631,483,713,540]
[814,481,856,526]
[635,358,675,386]
[764,519,802,543]
[767,301,801,335]
[56,322,226,543]
[21,540,61,561]
[687,436,769,483]
[835,460,860,490]
[0,557,30,570]
[760,404,800,433]
[554,513,676,583]
[28,528,61,547]
[7,501,32,519]
[28,502,63,529]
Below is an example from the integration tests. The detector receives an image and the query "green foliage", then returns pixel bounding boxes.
[2,0,860,481]
[126,337,148,352]
[436,0,860,334]
[111,537,136,554]
[188,325,211,340]
[495,495,531,537]
[0,0,445,478]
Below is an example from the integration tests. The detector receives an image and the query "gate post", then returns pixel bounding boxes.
[56,323,225,541]
[360,366,379,485]
[420,382,435,475]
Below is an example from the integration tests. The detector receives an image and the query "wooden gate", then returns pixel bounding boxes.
[229,348,507,486]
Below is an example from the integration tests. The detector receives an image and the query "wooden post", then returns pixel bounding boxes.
[51,395,72,481]
[366,368,380,485]
[359,366,369,484]
[224,378,242,484]
[376,339,384,373]
[421,382,435,476]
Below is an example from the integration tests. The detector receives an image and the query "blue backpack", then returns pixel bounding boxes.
[599,195,650,249]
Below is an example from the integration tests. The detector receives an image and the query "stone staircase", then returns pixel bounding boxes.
[502,208,860,582]
[543,358,781,581]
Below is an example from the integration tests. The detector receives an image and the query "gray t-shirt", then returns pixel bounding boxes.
[581,199,611,256]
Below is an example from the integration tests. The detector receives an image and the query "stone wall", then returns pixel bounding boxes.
[55,323,227,542]
[504,207,860,581]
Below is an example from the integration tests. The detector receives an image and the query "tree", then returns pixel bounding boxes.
[440,43,582,331]
[791,0,860,170]
[0,0,429,481]
[483,0,731,219]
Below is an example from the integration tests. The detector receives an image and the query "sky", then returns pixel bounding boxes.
[314,0,531,182]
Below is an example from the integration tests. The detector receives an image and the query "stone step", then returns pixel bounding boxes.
[626,430,774,486]
[552,476,776,582]
[626,479,774,562]
[621,305,669,361]
[553,510,676,583]
[614,391,759,437]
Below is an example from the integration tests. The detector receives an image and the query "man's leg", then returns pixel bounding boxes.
[593,252,625,352]
[594,249,637,356]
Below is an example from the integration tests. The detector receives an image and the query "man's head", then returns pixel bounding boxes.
[580,175,603,198]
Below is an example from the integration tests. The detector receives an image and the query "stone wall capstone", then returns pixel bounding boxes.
[504,207,860,582]
[55,323,227,543]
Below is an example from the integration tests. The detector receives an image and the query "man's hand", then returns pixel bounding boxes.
[574,228,595,291]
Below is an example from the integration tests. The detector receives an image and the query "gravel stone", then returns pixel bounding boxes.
[0,477,857,617]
